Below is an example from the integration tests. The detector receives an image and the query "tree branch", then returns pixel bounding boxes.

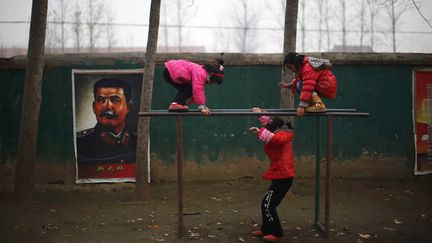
[411,0,432,29]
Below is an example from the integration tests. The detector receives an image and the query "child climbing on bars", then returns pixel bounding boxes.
[163,59,224,115]
[248,107,294,242]
[280,52,337,117]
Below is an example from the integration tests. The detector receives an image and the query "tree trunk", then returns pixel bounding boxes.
[177,0,182,52]
[89,0,94,52]
[300,0,305,52]
[360,0,365,51]
[60,0,65,53]
[14,0,48,202]
[317,0,323,51]
[74,1,81,53]
[135,0,161,200]
[162,2,169,49]
[391,1,396,52]
[280,0,298,117]
[370,13,374,51]
[325,0,331,51]
[341,0,346,52]
[367,0,376,52]
[242,1,248,53]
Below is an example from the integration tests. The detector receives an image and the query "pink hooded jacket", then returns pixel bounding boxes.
[165,60,208,105]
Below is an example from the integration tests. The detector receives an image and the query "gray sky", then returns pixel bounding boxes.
[0,0,431,53]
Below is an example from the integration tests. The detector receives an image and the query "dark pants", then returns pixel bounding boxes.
[163,67,192,105]
[260,178,293,237]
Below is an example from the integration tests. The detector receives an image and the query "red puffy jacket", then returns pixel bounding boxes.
[258,128,295,180]
[292,57,337,103]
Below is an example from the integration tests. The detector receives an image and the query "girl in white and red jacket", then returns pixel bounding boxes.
[249,108,295,242]
[163,59,224,116]
[280,52,337,117]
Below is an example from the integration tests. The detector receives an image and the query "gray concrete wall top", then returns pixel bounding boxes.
[1,52,431,69]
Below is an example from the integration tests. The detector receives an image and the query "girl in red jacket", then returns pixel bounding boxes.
[163,59,224,115]
[249,107,294,242]
[280,52,337,117]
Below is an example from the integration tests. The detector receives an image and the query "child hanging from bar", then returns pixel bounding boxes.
[163,59,224,115]
[279,52,337,117]
[248,107,294,242]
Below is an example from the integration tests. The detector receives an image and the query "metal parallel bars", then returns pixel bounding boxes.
[325,117,333,237]
[139,109,369,238]
[314,116,334,236]
[315,117,321,227]
[148,108,357,113]
[176,116,184,236]
[139,111,369,117]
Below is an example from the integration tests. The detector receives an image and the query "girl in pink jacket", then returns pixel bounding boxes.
[163,59,224,115]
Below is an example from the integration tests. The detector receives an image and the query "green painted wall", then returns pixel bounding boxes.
[0,63,415,165]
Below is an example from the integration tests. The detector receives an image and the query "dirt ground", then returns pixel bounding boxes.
[1,176,431,243]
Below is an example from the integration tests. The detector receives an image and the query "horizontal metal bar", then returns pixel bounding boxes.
[138,111,370,117]
[149,108,357,113]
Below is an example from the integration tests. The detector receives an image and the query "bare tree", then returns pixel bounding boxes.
[136,0,161,200]
[105,9,116,52]
[390,0,397,52]
[229,0,262,52]
[340,0,347,51]
[161,0,169,49]
[315,0,324,51]
[58,0,68,52]
[159,0,197,52]
[14,0,48,201]
[411,0,432,29]
[70,0,115,52]
[72,0,82,52]
[45,0,70,53]
[263,0,286,51]
[165,0,196,52]
[299,0,306,51]
[176,0,182,51]
[45,13,59,53]
[381,0,410,52]
[359,0,367,50]
[54,0,69,52]
[280,0,299,113]
[240,0,249,52]
[87,0,105,52]
[265,0,298,108]
[324,0,332,51]
[266,0,286,27]
[367,0,378,51]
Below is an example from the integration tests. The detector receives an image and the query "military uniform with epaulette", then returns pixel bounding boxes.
[76,123,137,164]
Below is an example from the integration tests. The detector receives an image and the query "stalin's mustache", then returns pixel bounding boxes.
[99,109,118,119]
